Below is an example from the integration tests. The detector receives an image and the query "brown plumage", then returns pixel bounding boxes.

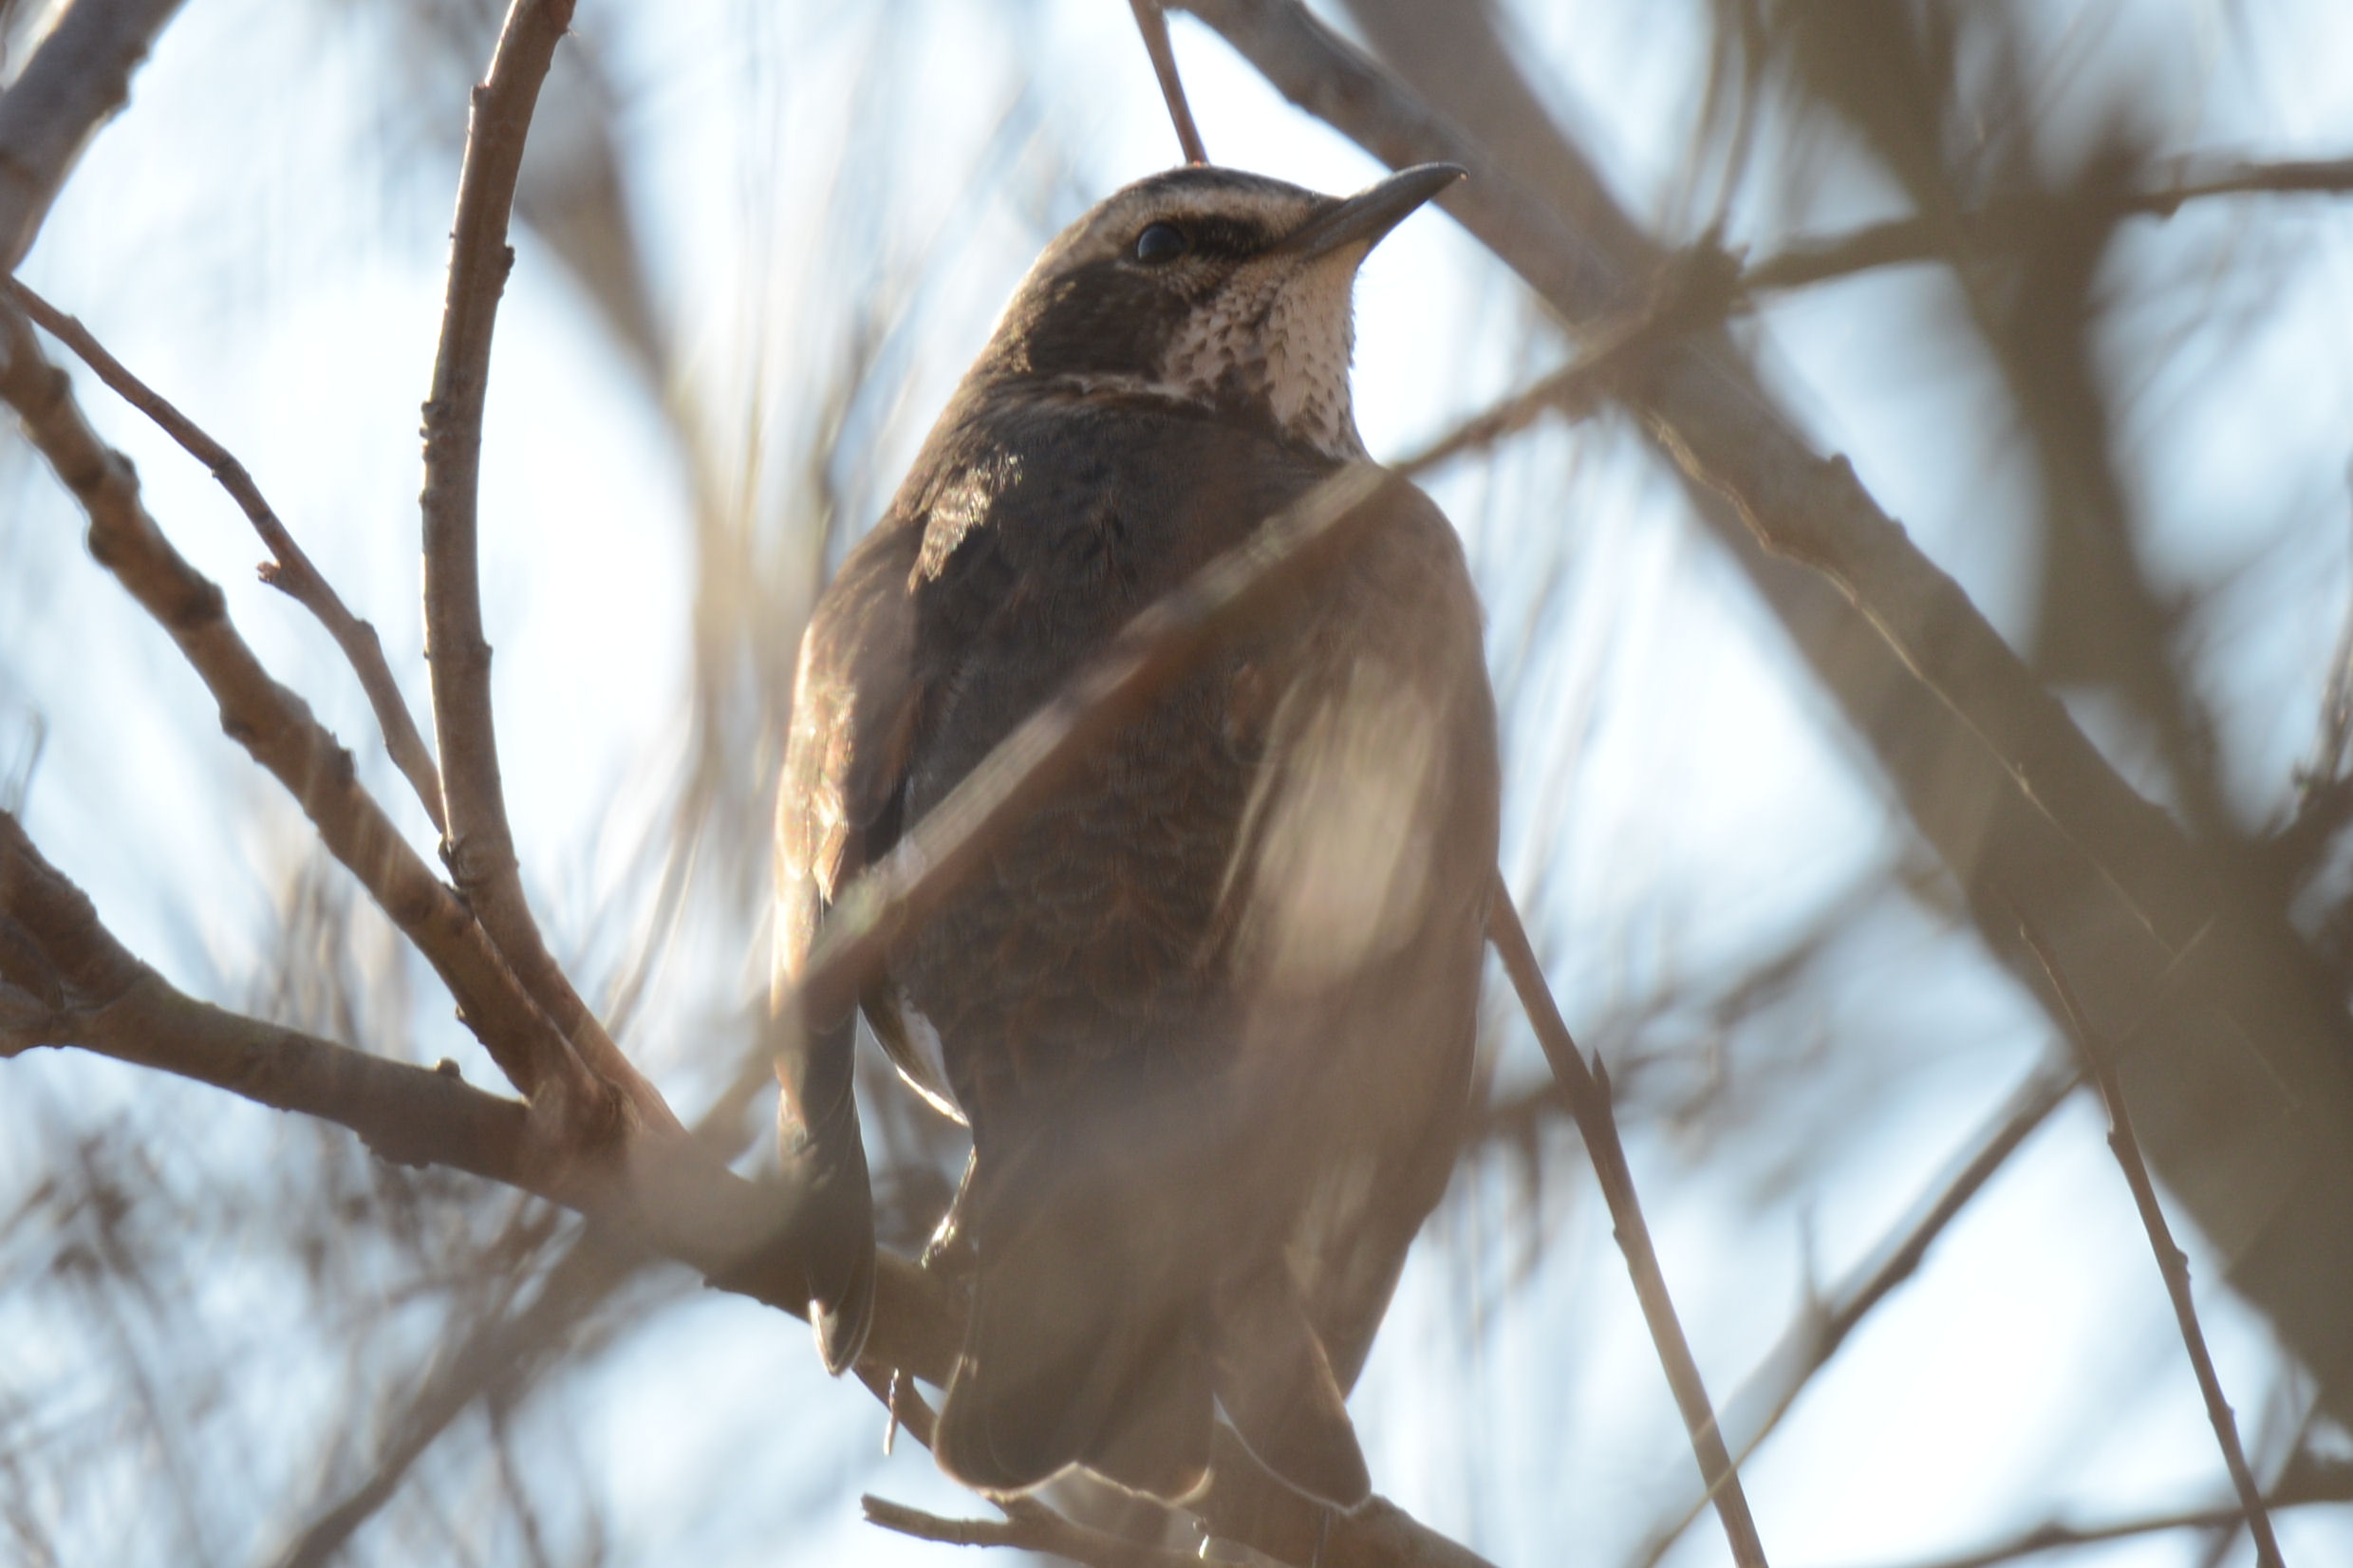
[772,162,1500,1508]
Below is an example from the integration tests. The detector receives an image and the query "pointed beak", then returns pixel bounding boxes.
[1270,162,1466,265]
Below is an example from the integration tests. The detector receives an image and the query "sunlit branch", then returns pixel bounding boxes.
[2014,910,2283,1568]
[0,300,602,1118]
[1487,883,1770,1568]
[1632,1055,2081,1568]
[1742,155,2353,294]
[1128,0,1208,165]
[0,0,185,268]
[418,0,680,1138]
[5,277,449,835]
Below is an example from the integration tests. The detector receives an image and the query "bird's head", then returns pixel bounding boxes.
[973,162,1464,460]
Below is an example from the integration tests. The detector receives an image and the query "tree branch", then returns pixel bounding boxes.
[1186,0,2353,1438]
[1128,0,1208,165]
[0,0,185,268]
[417,0,679,1138]
[0,297,605,1121]
[863,1494,1201,1568]
[2014,910,2283,1567]
[1859,1456,2353,1568]
[1633,1055,2081,1568]
[4,277,448,835]
[1487,883,1769,1568]
[1742,155,2353,294]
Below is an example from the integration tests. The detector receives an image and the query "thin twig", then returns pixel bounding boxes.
[1128,0,1208,165]
[1632,1055,2081,1568]
[5,277,448,833]
[1741,155,2353,294]
[0,299,603,1119]
[2012,908,2284,1568]
[1486,881,1769,1568]
[1856,1458,2352,1568]
[418,0,681,1137]
[0,0,185,268]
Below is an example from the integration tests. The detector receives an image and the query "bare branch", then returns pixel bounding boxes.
[0,808,961,1377]
[0,0,185,268]
[1184,0,2353,1438]
[1128,0,1208,165]
[1742,154,2353,294]
[1633,1055,2081,1568]
[863,1493,1200,1568]
[4,277,448,834]
[1857,1457,2353,1568]
[2014,910,2283,1568]
[418,0,680,1137]
[0,298,601,1119]
[1487,883,1769,1568]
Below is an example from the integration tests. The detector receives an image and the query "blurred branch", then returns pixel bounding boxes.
[1128,0,1207,165]
[0,297,602,1119]
[1188,0,2353,1436]
[2014,911,2282,1568]
[1634,1055,2081,1568]
[864,1493,1198,1568]
[0,0,183,268]
[269,1231,641,1568]
[1858,1456,2353,1568]
[1742,154,2353,293]
[1488,883,1769,1568]
[4,277,448,835]
[418,0,680,1137]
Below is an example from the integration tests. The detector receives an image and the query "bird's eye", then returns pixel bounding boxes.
[1133,222,1188,264]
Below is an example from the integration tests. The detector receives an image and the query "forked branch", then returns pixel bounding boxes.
[418,0,681,1137]
[5,278,448,834]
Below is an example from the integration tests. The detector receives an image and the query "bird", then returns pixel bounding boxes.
[771,160,1501,1511]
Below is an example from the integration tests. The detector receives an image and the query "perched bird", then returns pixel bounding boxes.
[773,161,1500,1509]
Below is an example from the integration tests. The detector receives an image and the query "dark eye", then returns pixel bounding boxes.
[1133,222,1188,264]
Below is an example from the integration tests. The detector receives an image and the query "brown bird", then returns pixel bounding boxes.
[772,161,1500,1509]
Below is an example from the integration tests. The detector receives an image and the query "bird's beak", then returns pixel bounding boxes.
[1270,162,1466,265]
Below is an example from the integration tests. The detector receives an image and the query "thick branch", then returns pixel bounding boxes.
[2017,914,2283,1568]
[1186,0,2353,1436]
[0,299,599,1118]
[1488,884,1768,1568]
[0,0,185,268]
[418,0,678,1135]
[6,277,448,834]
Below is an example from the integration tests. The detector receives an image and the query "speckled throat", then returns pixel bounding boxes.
[1155,256,1368,461]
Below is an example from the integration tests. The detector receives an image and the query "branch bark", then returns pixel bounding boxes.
[5,277,448,834]
[417,0,680,1138]
[0,0,185,268]
[1488,884,1769,1568]
[2017,913,2283,1568]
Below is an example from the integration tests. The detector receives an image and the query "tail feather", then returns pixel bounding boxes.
[1210,1264,1370,1508]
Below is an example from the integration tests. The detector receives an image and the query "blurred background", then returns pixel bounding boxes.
[4,0,2353,1563]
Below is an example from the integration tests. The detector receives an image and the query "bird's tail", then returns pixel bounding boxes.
[932,1170,1367,1507]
